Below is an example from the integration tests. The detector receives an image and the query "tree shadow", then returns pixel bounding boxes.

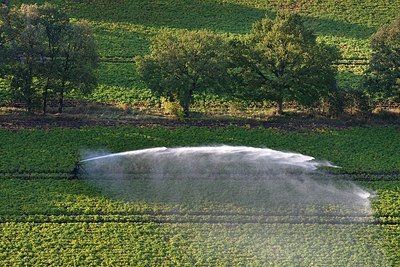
[93,27,150,57]
[306,16,375,39]
[70,0,269,34]
[12,0,375,39]
[70,0,374,39]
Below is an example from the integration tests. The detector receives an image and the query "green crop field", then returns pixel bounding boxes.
[0,125,399,265]
[0,126,399,173]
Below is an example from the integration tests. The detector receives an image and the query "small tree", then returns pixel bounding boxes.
[7,4,47,112]
[54,21,98,113]
[136,30,230,117]
[37,2,69,114]
[239,13,339,115]
[1,3,97,114]
[364,18,400,102]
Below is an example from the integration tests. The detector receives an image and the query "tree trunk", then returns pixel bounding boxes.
[42,88,47,115]
[26,98,32,113]
[58,84,64,113]
[276,99,283,115]
[42,79,49,115]
[183,105,189,117]
[26,67,34,114]
[181,83,195,117]
[180,92,190,118]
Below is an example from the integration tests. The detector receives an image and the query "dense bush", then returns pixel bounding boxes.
[364,18,400,102]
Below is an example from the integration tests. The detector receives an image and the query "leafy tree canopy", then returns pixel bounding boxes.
[136,30,231,117]
[364,18,400,101]
[0,2,98,113]
[238,13,339,114]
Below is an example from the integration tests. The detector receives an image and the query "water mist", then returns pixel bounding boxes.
[79,145,388,265]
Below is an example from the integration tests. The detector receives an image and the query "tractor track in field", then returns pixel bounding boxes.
[1,114,399,131]
[1,170,399,181]
[0,211,376,218]
[0,213,397,226]
[0,209,398,225]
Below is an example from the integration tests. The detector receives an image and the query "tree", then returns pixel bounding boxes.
[7,4,47,112]
[0,4,9,69]
[37,2,69,114]
[36,3,97,114]
[135,30,230,117]
[364,18,400,101]
[1,3,98,114]
[238,13,339,115]
[52,21,98,113]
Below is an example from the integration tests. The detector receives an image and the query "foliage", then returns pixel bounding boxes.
[323,87,345,117]
[2,3,46,112]
[237,13,339,114]
[364,18,400,101]
[54,20,98,113]
[0,2,98,113]
[136,30,231,117]
[4,0,400,106]
[160,97,185,119]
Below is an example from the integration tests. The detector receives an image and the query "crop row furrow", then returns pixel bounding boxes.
[0,211,376,218]
[1,171,400,182]
[0,214,389,225]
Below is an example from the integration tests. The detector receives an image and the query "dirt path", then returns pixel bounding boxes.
[1,113,398,130]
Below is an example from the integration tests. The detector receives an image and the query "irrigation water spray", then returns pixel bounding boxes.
[79,146,388,265]
[80,146,371,213]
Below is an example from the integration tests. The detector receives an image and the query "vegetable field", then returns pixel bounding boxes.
[0,126,399,265]
[0,126,398,174]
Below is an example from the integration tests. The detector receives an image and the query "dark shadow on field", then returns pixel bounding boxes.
[93,26,150,57]
[70,0,269,33]
[305,16,376,39]
[95,62,143,87]
[70,0,375,39]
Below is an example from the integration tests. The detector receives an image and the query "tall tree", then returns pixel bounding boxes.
[364,18,400,101]
[136,30,230,117]
[54,21,98,113]
[0,4,8,69]
[238,13,339,114]
[1,3,98,114]
[7,4,47,112]
[37,2,69,114]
